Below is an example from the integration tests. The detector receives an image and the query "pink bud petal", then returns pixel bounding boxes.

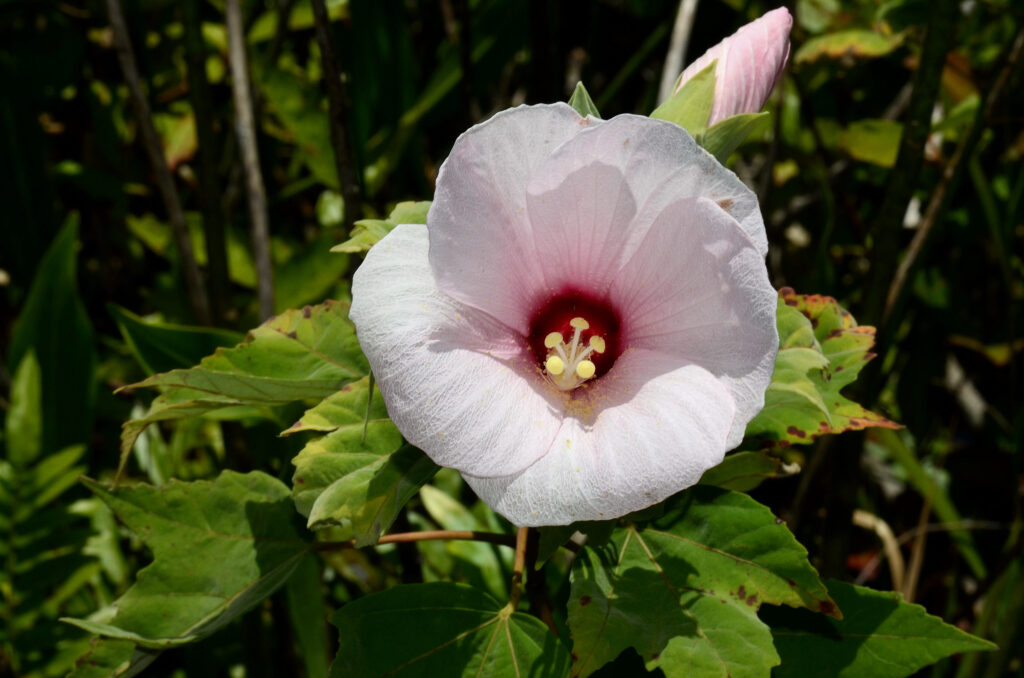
[675,7,793,126]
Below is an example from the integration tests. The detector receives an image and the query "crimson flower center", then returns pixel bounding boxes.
[527,291,622,391]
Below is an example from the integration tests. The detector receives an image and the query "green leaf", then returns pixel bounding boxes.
[698,450,797,492]
[330,583,571,677]
[120,300,368,471]
[258,68,338,188]
[285,554,329,678]
[288,377,437,542]
[66,638,159,678]
[109,305,245,376]
[838,119,903,167]
[650,60,716,137]
[764,580,995,677]
[795,30,906,64]
[8,214,96,454]
[568,486,835,678]
[274,232,351,313]
[699,111,770,162]
[62,471,310,648]
[6,350,42,467]
[568,82,602,118]
[745,289,899,449]
[418,484,508,601]
[332,200,431,253]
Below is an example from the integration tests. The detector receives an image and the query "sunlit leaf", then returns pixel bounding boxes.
[120,301,368,471]
[568,486,835,678]
[650,60,716,137]
[745,289,899,449]
[794,30,905,64]
[838,119,903,167]
[288,377,436,543]
[764,580,995,677]
[332,200,431,253]
[330,583,571,677]
[63,471,309,648]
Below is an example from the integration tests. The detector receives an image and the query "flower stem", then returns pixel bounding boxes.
[507,527,530,611]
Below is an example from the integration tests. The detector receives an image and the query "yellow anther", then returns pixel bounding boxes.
[576,360,596,379]
[589,336,606,354]
[545,356,565,375]
[569,317,590,330]
[544,331,564,349]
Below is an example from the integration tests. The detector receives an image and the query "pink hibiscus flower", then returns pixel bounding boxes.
[675,7,793,125]
[350,104,777,526]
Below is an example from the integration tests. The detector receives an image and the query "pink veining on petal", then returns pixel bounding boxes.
[675,7,793,125]
[351,104,779,526]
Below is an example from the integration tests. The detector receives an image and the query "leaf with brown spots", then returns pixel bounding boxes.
[568,487,835,678]
[745,289,899,449]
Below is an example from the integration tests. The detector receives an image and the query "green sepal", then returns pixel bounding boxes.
[568,81,602,118]
[698,111,770,162]
[650,59,716,137]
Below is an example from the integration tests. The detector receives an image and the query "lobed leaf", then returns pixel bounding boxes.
[568,486,835,678]
[330,583,571,677]
[120,300,368,472]
[63,471,310,649]
[745,288,899,449]
[764,579,995,677]
[289,377,438,543]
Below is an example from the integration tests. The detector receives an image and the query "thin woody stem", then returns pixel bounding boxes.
[507,527,530,611]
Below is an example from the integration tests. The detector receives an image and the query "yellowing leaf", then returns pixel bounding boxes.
[745,289,899,449]
[795,30,905,64]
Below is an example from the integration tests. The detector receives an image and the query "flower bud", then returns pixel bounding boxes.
[675,7,793,126]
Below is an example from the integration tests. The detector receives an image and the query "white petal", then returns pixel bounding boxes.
[350,225,566,477]
[464,350,735,526]
[428,103,593,334]
[531,114,767,258]
[610,196,778,448]
[525,160,638,297]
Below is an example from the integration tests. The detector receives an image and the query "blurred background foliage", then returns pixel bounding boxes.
[0,0,1021,675]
